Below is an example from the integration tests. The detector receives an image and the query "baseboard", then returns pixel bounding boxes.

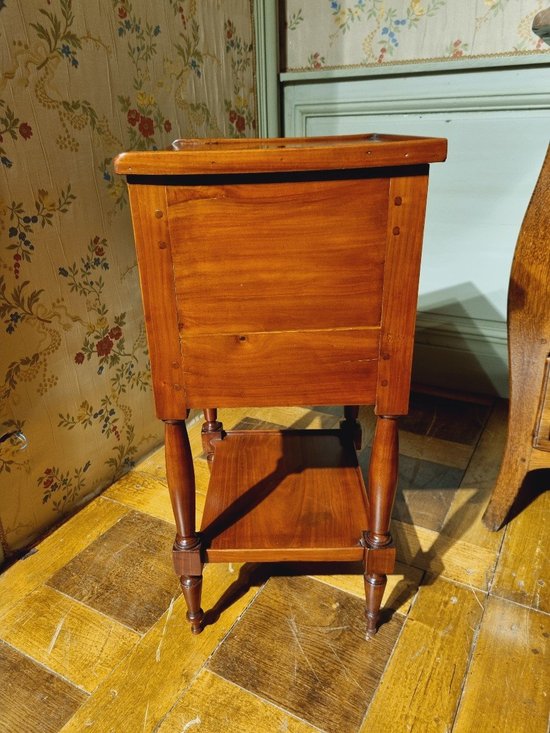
[413,312,509,397]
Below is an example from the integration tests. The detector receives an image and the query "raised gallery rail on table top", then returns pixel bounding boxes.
[114,134,447,176]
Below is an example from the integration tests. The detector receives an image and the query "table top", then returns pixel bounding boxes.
[114,133,447,176]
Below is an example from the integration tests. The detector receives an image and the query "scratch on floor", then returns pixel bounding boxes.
[409,645,427,662]
[143,701,149,732]
[181,716,201,732]
[287,616,322,686]
[91,625,114,674]
[156,596,175,662]
[325,638,362,691]
[465,577,485,611]
[47,615,67,655]
[448,663,456,692]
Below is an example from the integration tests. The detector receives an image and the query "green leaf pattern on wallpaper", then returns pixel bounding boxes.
[285,0,548,70]
[0,0,256,554]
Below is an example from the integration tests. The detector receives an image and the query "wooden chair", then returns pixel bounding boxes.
[482,146,550,531]
[115,134,447,638]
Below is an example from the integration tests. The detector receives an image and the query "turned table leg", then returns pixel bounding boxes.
[341,405,362,450]
[164,418,204,634]
[364,415,398,638]
[201,408,223,471]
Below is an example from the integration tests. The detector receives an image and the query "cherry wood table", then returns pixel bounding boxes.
[115,134,447,638]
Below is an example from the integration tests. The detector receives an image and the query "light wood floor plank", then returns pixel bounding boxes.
[133,446,168,480]
[59,562,262,733]
[398,431,473,470]
[361,577,484,733]
[442,399,508,549]
[392,519,498,590]
[0,586,139,692]
[104,468,208,525]
[453,595,550,733]
[458,399,508,489]
[104,472,173,523]
[0,498,129,621]
[205,406,343,434]
[310,560,424,617]
[156,669,318,733]
[491,488,549,613]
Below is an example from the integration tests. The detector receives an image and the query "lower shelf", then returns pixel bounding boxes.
[200,429,370,563]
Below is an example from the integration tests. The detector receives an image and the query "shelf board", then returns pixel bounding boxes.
[200,429,369,563]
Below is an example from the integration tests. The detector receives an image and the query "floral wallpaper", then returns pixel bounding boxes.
[284,0,549,71]
[0,0,256,559]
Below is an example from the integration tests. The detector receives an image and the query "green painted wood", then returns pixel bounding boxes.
[280,54,550,82]
[282,64,550,396]
[253,0,280,137]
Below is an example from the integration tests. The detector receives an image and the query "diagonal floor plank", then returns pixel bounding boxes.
[0,641,87,733]
[452,595,550,733]
[0,586,139,692]
[209,575,403,733]
[491,488,549,613]
[156,669,319,733]
[58,562,263,733]
[360,577,484,733]
[0,498,129,621]
[48,511,181,633]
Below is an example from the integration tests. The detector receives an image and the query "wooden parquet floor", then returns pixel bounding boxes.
[0,394,548,733]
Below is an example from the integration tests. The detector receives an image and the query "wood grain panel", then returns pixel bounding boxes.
[0,586,139,692]
[168,178,388,334]
[127,185,186,419]
[453,596,549,733]
[181,327,380,407]
[156,669,317,733]
[361,578,484,733]
[0,641,86,733]
[201,430,369,562]
[377,172,429,416]
[208,575,403,733]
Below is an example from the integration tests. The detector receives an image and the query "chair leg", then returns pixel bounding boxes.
[482,447,529,531]
[363,415,398,638]
[164,419,204,634]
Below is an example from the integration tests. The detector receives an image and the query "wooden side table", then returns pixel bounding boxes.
[115,134,447,638]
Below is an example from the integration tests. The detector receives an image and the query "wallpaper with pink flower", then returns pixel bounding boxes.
[284,0,549,71]
[0,0,256,561]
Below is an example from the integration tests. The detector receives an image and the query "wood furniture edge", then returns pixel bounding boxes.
[114,134,447,176]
